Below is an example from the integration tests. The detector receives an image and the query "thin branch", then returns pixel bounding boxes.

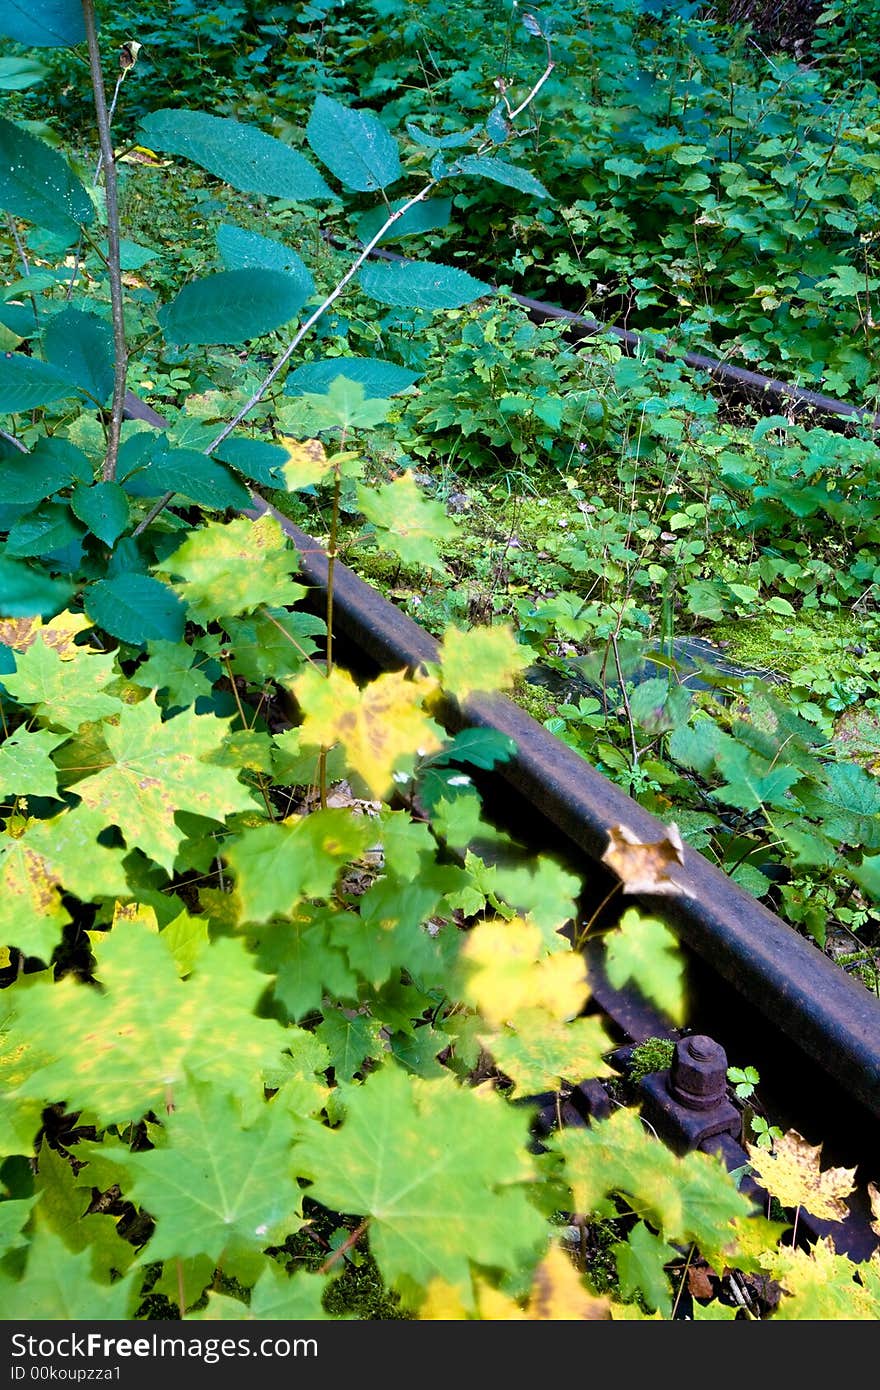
[0,428,28,454]
[6,213,30,278]
[81,0,128,482]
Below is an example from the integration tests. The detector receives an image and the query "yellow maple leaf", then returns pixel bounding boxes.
[0,611,92,661]
[478,1006,613,1098]
[745,1130,856,1221]
[278,436,332,491]
[290,664,443,798]
[111,901,159,932]
[437,623,532,703]
[460,917,589,1027]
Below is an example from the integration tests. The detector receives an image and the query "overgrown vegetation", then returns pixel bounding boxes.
[1,0,879,1323]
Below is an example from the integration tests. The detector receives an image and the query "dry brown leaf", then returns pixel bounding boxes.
[687,1263,716,1301]
[745,1129,856,1222]
[600,822,686,895]
[868,1181,880,1239]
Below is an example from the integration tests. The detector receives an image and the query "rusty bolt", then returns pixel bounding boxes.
[667,1035,728,1111]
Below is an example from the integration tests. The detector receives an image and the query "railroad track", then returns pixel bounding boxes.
[123,383,880,1269]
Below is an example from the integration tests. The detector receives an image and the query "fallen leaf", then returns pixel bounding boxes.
[687,1263,715,1301]
[601,822,686,895]
[745,1130,856,1222]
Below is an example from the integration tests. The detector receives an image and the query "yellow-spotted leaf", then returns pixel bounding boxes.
[459,917,589,1027]
[438,623,532,703]
[480,1007,614,1098]
[356,471,457,575]
[0,610,92,659]
[291,664,443,798]
[158,512,305,623]
[278,436,332,491]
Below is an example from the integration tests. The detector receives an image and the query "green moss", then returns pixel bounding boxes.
[711,611,863,677]
[627,1037,675,1084]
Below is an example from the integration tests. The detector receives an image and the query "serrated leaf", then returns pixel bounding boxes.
[257,908,358,1023]
[74,693,258,872]
[32,1143,134,1282]
[85,573,186,646]
[8,929,289,1123]
[191,1262,332,1321]
[357,471,457,574]
[4,502,84,559]
[132,639,214,709]
[0,2,84,47]
[89,1082,302,1264]
[0,726,66,800]
[358,259,492,310]
[225,808,373,925]
[158,512,304,624]
[603,908,686,1026]
[613,1220,677,1316]
[43,306,114,404]
[315,1008,385,1083]
[278,436,332,491]
[158,269,309,346]
[745,1130,856,1221]
[481,1007,613,1098]
[212,437,289,487]
[0,115,93,239]
[438,623,531,701]
[429,727,518,771]
[405,122,482,150]
[768,1236,880,1320]
[293,1065,546,1300]
[0,353,80,413]
[600,822,686,895]
[0,558,73,618]
[70,482,130,546]
[122,445,253,509]
[291,664,443,799]
[306,94,401,192]
[453,154,550,199]
[137,109,333,201]
[285,356,420,398]
[2,634,120,730]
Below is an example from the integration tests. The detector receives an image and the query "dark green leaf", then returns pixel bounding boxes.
[405,123,481,150]
[215,224,314,300]
[0,115,93,239]
[0,58,48,90]
[428,727,518,770]
[5,503,84,558]
[285,356,420,398]
[306,94,401,192]
[43,307,114,404]
[212,438,289,487]
[122,447,253,510]
[0,441,79,504]
[358,260,492,311]
[85,574,186,646]
[356,196,452,245]
[70,482,130,547]
[137,110,333,201]
[158,270,309,346]
[453,154,550,199]
[0,557,72,616]
[0,354,79,413]
[0,1,85,47]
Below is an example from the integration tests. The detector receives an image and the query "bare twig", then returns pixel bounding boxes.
[81,0,128,482]
[0,428,28,454]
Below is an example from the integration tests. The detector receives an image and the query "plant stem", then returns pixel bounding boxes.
[81,0,128,482]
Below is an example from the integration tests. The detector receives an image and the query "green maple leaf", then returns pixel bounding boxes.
[158,513,306,624]
[190,1262,332,1321]
[613,1220,677,1316]
[225,808,372,924]
[0,1229,138,1320]
[467,853,583,945]
[74,693,258,872]
[713,740,801,812]
[338,868,457,989]
[0,1197,36,1259]
[673,1148,758,1270]
[33,1143,134,1281]
[437,623,532,702]
[1,639,121,731]
[0,727,67,801]
[257,908,359,1022]
[223,608,324,684]
[356,471,457,575]
[482,1009,614,1099]
[133,638,215,708]
[8,928,289,1124]
[604,909,686,1026]
[315,1007,385,1083]
[0,826,72,960]
[293,1064,547,1302]
[553,1108,687,1232]
[87,1082,303,1266]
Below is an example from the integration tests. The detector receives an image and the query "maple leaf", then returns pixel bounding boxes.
[869,1181,880,1239]
[225,807,372,924]
[768,1236,880,1320]
[745,1130,856,1221]
[74,693,258,873]
[84,1082,303,1266]
[132,638,215,708]
[291,664,443,798]
[278,436,332,491]
[0,609,92,659]
[315,1007,385,1083]
[479,1007,614,1098]
[438,622,532,703]
[158,512,306,623]
[33,1143,134,1282]
[257,907,359,1022]
[190,1262,333,1321]
[8,928,289,1124]
[613,1219,678,1316]
[600,822,686,895]
[0,727,67,802]
[603,908,686,1026]
[356,471,457,575]
[293,1064,547,1302]
[2,636,121,732]
[458,916,590,1027]
[0,1229,138,1320]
